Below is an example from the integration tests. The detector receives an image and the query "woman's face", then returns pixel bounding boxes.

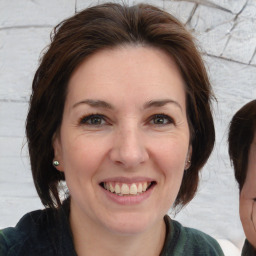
[53,46,191,235]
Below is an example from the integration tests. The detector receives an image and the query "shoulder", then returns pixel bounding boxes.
[241,239,256,256]
[174,220,223,254]
[162,216,224,256]
[0,208,58,256]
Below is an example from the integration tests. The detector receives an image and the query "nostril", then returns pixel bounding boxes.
[111,148,148,168]
[114,160,124,166]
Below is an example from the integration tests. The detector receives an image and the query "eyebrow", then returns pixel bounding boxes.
[143,99,182,111]
[72,99,113,109]
[72,99,182,111]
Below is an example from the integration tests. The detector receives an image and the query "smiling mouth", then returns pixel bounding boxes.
[100,181,156,196]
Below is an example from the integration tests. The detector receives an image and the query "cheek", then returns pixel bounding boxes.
[61,138,107,199]
[153,137,188,171]
[152,138,188,197]
[154,142,186,209]
[61,136,106,177]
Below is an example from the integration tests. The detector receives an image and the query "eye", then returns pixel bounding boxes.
[79,114,107,126]
[150,114,174,125]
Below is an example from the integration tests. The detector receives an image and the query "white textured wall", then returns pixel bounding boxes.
[0,0,255,253]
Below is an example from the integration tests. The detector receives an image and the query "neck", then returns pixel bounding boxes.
[69,202,166,256]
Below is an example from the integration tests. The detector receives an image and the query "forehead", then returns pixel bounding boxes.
[66,45,186,109]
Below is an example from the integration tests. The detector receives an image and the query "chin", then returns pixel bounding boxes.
[102,212,159,235]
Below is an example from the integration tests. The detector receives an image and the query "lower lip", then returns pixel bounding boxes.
[100,185,155,205]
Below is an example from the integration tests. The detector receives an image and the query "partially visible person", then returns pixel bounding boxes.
[228,99,256,256]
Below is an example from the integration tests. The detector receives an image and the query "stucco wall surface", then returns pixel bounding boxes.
[0,0,256,254]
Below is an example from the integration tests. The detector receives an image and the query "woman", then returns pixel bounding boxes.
[0,3,224,255]
[228,100,256,256]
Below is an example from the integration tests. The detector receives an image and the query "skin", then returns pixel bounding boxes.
[53,45,191,256]
[240,132,256,249]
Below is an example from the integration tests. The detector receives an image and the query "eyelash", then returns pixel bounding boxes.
[79,114,107,126]
[149,114,175,126]
[78,113,174,127]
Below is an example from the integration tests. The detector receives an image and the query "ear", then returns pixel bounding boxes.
[52,132,64,172]
[185,145,192,170]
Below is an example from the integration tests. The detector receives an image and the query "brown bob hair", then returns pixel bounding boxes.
[228,100,256,191]
[26,2,215,209]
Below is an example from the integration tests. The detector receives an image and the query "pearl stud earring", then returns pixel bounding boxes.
[53,160,60,167]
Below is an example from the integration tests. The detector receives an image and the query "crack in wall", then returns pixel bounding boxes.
[75,0,78,13]
[220,22,236,57]
[0,25,53,31]
[220,0,249,58]
[185,3,198,27]
[235,0,248,16]
[0,99,28,103]
[205,19,234,33]
[171,0,233,14]
[0,135,26,139]
[249,47,256,64]
[204,52,256,67]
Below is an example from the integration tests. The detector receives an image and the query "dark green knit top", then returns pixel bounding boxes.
[0,200,244,255]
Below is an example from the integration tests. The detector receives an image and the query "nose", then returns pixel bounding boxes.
[109,126,149,169]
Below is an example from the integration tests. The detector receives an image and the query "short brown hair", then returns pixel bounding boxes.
[26,2,215,209]
[228,100,256,191]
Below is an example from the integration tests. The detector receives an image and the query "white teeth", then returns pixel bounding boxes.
[121,184,129,195]
[130,183,137,195]
[137,183,142,193]
[115,184,121,194]
[142,182,147,192]
[103,181,154,196]
[109,183,115,193]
